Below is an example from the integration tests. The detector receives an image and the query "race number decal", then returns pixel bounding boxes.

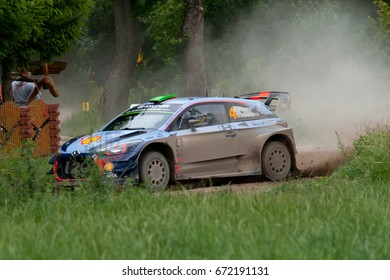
[229,107,237,120]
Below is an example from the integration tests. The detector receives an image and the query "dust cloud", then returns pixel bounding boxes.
[206,2,390,157]
[256,34,390,152]
[202,2,390,175]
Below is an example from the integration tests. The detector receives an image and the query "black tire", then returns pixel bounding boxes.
[261,141,292,181]
[139,151,170,191]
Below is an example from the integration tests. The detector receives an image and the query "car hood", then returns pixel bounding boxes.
[60,130,150,154]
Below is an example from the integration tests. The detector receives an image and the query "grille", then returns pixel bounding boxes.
[55,157,94,179]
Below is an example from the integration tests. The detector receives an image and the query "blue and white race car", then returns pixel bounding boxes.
[49,92,297,190]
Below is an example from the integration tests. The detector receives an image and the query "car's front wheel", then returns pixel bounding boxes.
[261,141,292,181]
[139,151,170,191]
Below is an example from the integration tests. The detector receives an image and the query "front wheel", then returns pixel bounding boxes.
[139,151,170,191]
[261,141,292,181]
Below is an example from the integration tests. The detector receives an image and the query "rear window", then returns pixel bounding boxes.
[227,102,274,122]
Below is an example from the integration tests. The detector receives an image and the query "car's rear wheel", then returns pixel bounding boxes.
[261,141,291,181]
[139,151,170,191]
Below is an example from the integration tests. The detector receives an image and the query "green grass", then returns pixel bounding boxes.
[1,131,390,260]
[1,180,389,260]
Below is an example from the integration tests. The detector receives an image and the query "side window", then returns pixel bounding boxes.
[173,103,228,131]
[228,103,263,122]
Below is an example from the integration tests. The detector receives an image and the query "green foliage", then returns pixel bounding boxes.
[37,0,94,62]
[0,140,126,207]
[0,142,53,207]
[375,0,390,58]
[333,129,390,182]
[0,0,46,64]
[0,0,93,68]
[140,0,186,67]
[204,0,258,36]
[376,0,390,30]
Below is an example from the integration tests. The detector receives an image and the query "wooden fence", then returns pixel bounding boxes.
[0,100,61,157]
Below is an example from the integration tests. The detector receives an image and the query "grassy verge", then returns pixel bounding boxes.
[0,131,390,260]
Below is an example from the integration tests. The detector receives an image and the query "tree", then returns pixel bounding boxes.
[80,0,116,86]
[98,0,141,120]
[76,0,260,105]
[0,0,93,103]
[131,0,256,97]
[182,0,207,96]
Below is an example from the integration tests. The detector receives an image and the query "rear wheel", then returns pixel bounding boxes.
[261,141,292,181]
[139,151,170,191]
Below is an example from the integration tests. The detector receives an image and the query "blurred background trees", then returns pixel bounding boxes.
[0,0,93,102]
[1,0,389,123]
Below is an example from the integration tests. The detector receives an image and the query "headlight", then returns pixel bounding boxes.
[95,140,142,156]
[103,143,127,156]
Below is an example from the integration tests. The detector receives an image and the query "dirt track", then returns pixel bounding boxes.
[295,148,348,177]
[175,146,350,194]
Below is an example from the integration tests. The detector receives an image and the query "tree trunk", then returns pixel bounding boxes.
[99,0,140,120]
[1,59,14,103]
[182,0,207,97]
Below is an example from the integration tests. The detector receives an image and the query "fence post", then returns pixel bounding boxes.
[48,104,61,154]
[19,107,34,140]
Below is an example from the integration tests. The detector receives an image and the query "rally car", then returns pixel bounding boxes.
[49,92,297,190]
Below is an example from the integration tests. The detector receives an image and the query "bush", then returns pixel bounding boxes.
[333,129,390,182]
[0,142,53,206]
[0,141,135,208]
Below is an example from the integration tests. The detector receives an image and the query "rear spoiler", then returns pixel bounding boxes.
[235,91,290,111]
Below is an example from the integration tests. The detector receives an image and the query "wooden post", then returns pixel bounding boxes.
[48,104,61,154]
[20,107,34,140]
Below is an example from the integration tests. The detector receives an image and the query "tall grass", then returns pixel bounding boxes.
[0,142,53,206]
[1,130,390,260]
[333,129,390,181]
[1,181,389,260]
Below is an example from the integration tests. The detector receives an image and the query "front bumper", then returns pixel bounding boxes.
[50,153,140,186]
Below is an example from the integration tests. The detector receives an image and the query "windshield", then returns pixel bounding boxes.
[102,103,181,131]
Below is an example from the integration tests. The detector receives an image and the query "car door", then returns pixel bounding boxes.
[169,102,240,178]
